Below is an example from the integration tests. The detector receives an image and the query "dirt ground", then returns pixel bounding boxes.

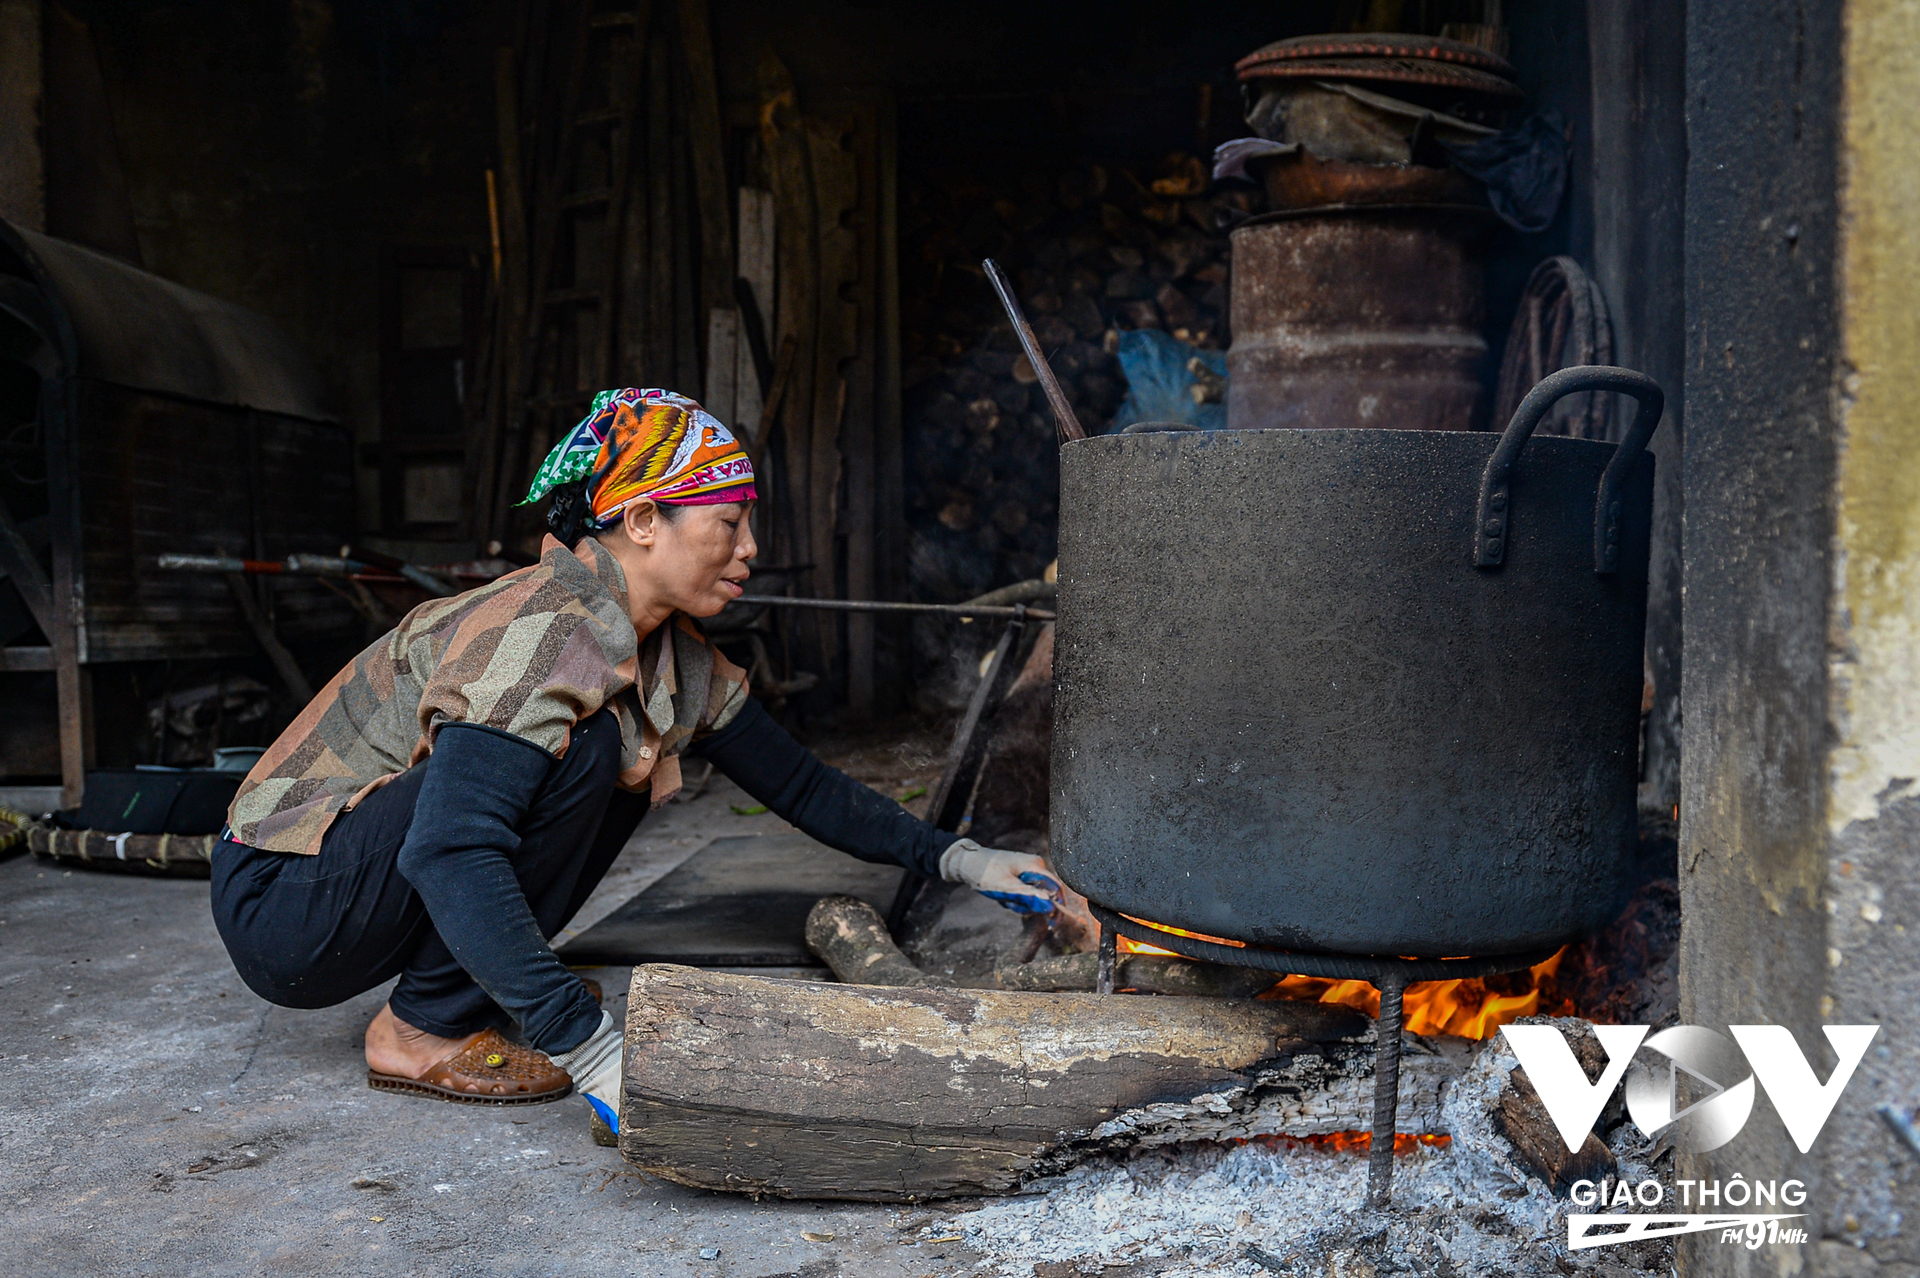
[0,765,993,1278]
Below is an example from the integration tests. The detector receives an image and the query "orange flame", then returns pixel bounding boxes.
[1115,921,1570,1041]
[1115,915,1242,956]
[1258,949,1571,1040]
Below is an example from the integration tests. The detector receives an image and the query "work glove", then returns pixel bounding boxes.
[549,1010,623,1146]
[940,839,1100,951]
[934,838,1063,912]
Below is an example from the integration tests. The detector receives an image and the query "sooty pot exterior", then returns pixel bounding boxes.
[1050,424,1655,957]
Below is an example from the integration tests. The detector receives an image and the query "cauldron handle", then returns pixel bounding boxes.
[1473,365,1665,574]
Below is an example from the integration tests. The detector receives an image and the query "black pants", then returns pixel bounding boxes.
[210,709,645,1045]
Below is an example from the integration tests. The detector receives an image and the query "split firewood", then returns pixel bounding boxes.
[903,158,1234,610]
[1495,1067,1617,1192]
[1492,1018,1621,1193]
[617,965,1475,1201]
[991,949,1274,999]
[804,894,949,987]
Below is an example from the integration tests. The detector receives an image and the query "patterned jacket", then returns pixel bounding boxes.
[227,535,749,854]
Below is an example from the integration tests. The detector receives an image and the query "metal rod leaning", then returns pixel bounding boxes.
[885,603,1032,942]
[983,257,1087,443]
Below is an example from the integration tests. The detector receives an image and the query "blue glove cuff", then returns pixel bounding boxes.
[584,1092,620,1135]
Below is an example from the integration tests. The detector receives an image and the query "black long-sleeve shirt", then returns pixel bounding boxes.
[390,698,952,1051]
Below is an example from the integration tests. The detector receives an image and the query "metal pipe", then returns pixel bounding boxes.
[339,545,459,596]
[285,554,367,577]
[157,553,406,586]
[737,595,1054,622]
[394,564,459,596]
[1367,969,1409,1208]
[158,553,277,574]
[962,578,1056,608]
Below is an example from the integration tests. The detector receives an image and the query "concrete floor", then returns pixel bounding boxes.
[0,766,989,1278]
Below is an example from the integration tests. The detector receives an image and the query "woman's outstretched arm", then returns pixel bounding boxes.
[688,698,952,877]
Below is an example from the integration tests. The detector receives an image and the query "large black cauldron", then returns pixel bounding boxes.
[1050,367,1662,958]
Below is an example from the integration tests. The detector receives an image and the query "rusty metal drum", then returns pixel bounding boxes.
[1226,208,1489,432]
[1049,367,1664,958]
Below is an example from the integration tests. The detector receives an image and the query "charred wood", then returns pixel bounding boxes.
[1555,877,1680,1028]
[1489,1016,1623,1194]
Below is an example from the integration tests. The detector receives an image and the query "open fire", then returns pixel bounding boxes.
[1256,951,1572,1040]
[1115,919,1573,1041]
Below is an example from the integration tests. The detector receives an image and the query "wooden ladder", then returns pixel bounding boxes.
[484,0,653,542]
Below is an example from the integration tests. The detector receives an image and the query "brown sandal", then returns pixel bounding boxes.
[367,1028,573,1105]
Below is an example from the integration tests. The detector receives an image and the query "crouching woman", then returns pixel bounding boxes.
[209,388,1087,1139]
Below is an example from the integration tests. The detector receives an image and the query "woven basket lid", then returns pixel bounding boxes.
[1237,31,1515,77]
[1239,56,1522,101]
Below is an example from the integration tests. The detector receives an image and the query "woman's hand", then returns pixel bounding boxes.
[938,840,1098,948]
[939,838,1058,911]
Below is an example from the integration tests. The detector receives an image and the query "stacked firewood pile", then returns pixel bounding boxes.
[899,155,1256,607]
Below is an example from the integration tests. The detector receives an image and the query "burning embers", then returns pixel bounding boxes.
[1101,899,1675,1207]
[1261,1132,1452,1155]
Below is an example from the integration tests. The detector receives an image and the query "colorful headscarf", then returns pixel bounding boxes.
[521,388,756,529]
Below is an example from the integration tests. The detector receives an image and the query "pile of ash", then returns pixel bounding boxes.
[948,1031,1674,1278]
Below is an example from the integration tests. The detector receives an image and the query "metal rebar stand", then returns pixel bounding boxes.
[1087,903,1553,1206]
[1366,969,1408,1208]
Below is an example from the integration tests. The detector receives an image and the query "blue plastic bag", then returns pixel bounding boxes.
[1112,329,1228,431]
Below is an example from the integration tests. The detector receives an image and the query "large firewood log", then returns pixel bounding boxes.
[617,965,1473,1201]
